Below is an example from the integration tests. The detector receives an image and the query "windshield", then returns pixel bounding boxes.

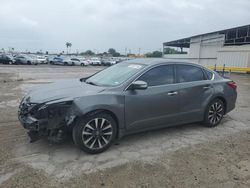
[85,63,145,86]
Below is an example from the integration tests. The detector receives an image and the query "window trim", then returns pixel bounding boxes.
[125,64,177,90]
[176,64,207,83]
[125,63,215,91]
[203,68,215,81]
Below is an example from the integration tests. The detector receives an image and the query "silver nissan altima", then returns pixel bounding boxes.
[18,58,237,154]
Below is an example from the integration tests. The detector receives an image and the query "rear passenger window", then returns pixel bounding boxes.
[177,65,205,83]
[138,65,175,86]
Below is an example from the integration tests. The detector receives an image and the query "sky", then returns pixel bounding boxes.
[0,0,250,54]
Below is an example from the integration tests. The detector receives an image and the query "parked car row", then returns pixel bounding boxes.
[49,57,122,66]
[0,53,129,66]
[49,57,90,66]
[0,54,47,65]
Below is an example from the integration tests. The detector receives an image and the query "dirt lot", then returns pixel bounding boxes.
[0,64,250,188]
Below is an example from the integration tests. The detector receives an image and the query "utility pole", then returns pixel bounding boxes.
[162,44,164,57]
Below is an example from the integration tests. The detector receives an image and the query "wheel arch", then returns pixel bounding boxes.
[74,109,121,139]
[209,95,227,114]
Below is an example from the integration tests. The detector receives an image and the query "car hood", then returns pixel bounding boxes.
[26,79,106,104]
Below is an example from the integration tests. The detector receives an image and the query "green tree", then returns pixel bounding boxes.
[164,47,187,54]
[108,48,120,57]
[145,51,162,58]
[80,50,95,56]
[108,48,116,55]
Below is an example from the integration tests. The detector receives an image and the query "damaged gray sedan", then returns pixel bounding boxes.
[18,59,237,154]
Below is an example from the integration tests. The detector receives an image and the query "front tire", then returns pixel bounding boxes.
[203,99,225,127]
[73,113,117,154]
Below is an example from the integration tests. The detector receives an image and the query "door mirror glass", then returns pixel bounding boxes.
[128,80,148,90]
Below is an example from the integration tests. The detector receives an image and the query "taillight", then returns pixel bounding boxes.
[227,81,237,90]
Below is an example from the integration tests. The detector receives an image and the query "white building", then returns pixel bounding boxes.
[163,25,250,68]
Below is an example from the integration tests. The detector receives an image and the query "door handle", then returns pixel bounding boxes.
[168,91,178,96]
[203,85,213,89]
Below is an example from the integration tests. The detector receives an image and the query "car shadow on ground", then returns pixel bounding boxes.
[13,114,244,179]
[15,119,225,157]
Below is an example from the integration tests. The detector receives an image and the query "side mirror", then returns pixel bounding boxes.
[128,80,148,90]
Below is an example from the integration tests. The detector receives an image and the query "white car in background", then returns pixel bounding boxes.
[90,57,102,65]
[36,56,47,64]
[64,58,89,66]
[62,57,75,66]
[102,59,117,66]
[79,58,90,66]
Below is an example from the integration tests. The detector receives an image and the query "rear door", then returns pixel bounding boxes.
[176,64,214,122]
[125,64,180,131]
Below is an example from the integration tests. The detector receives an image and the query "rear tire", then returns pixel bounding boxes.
[73,112,117,154]
[203,99,225,127]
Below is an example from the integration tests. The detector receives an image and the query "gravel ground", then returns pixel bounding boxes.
[0,64,250,188]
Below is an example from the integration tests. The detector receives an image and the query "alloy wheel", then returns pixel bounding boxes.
[82,118,113,150]
[208,102,224,125]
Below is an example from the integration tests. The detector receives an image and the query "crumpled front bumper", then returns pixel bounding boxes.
[18,114,49,142]
[18,114,48,131]
[18,97,47,131]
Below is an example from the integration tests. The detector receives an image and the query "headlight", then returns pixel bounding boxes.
[38,101,73,119]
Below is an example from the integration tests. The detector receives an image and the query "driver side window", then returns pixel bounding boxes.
[138,65,175,86]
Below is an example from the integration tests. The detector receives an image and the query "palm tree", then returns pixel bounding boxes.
[66,42,72,54]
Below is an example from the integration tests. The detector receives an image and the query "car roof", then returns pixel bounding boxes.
[124,58,205,68]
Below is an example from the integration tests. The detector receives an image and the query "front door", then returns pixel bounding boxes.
[125,64,180,131]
